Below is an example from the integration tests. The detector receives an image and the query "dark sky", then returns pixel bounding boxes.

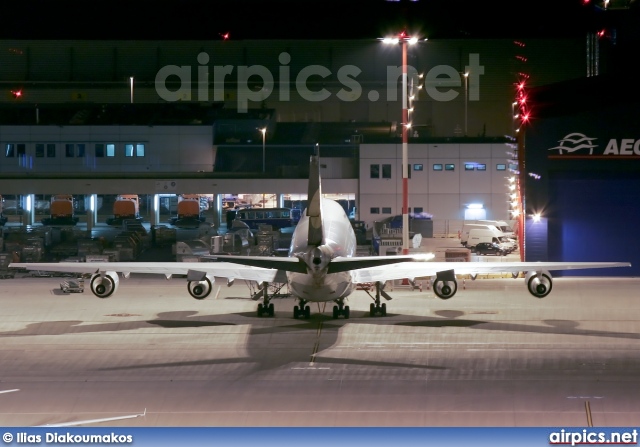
[2,0,628,40]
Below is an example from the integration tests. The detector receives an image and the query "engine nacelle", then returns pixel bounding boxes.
[431,278,458,299]
[525,270,553,298]
[90,271,120,298]
[188,274,214,300]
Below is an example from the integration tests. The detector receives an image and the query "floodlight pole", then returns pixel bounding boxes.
[401,39,409,255]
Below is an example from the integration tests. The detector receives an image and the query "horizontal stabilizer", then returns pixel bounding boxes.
[207,255,308,274]
[327,255,431,274]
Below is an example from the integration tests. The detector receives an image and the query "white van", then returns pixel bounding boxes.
[466,228,504,248]
[474,220,515,238]
[460,223,501,247]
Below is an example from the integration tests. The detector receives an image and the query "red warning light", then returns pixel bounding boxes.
[10,89,22,99]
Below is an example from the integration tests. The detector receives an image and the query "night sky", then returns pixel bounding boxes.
[2,0,631,40]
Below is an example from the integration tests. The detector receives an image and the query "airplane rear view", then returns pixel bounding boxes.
[10,155,631,319]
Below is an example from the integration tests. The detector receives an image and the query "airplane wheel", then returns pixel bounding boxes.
[381,303,387,316]
[369,303,375,317]
[257,303,264,317]
[344,306,350,319]
[293,305,300,319]
[332,305,339,319]
[268,303,275,317]
[304,305,311,319]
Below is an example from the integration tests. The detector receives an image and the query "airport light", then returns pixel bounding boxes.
[258,127,267,173]
[381,31,425,254]
[130,77,134,104]
[462,72,469,135]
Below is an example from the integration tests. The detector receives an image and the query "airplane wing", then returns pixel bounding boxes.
[351,260,632,283]
[9,261,278,284]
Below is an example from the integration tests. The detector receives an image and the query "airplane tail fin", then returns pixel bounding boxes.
[307,153,323,246]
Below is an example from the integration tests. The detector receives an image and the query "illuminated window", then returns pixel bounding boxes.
[125,144,134,157]
[413,164,423,171]
[5,143,26,157]
[433,164,443,171]
[464,163,475,171]
[445,164,455,171]
[477,163,486,171]
[496,164,506,171]
[136,144,145,157]
[106,144,116,157]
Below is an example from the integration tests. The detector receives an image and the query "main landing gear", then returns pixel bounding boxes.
[367,281,391,317]
[332,298,350,319]
[293,299,311,319]
[256,282,275,317]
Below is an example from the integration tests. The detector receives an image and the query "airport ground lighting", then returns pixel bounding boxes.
[258,127,267,173]
[381,32,424,254]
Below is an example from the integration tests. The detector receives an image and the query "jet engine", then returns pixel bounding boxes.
[187,275,214,300]
[431,269,458,300]
[89,271,120,298]
[525,270,552,298]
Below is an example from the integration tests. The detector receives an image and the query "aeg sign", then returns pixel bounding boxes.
[548,133,640,158]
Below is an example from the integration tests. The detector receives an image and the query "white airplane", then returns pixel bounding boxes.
[10,155,630,319]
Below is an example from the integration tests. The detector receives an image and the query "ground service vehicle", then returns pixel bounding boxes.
[235,207,301,230]
[41,195,79,226]
[170,194,206,227]
[106,195,142,226]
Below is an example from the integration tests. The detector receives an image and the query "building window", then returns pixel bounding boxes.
[5,143,26,158]
[370,164,380,179]
[413,207,424,213]
[95,144,104,157]
[65,144,75,157]
[433,164,443,171]
[77,144,86,157]
[36,144,44,158]
[496,164,506,171]
[46,144,56,157]
[477,163,486,171]
[382,207,392,214]
[106,143,116,157]
[382,164,392,179]
[464,163,475,171]
[445,164,455,171]
[125,143,145,157]
[370,207,380,214]
[413,164,423,171]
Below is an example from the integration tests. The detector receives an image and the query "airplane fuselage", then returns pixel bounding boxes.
[287,198,357,303]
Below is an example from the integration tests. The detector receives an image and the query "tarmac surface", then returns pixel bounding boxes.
[1,272,639,427]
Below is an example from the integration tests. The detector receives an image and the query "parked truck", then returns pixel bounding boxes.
[106,195,142,226]
[41,195,79,226]
[169,194,206,228]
